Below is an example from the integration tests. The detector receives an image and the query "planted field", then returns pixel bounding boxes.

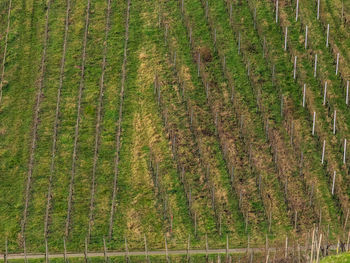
[0,0,349,261]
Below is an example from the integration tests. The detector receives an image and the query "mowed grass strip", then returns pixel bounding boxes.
[212,0,316,231]
[68,0,107,249]
[47,0,89,251]
[156,3,246,246]
[21,0,52,243]
[161,0,268,243]
[0,0,12,103]
[24,0,67,252]
[178,0,290,238]
[108,0,166,251]
[90,0,127,247]
[250,0,342,233]
[0,0,47,252]
[157,1,244,245]
[268,0,348,224]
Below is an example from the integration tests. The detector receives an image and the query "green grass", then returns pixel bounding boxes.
[243,0,343,234]
[321,252,350,262]
[86,0,126,247]
[0,0,46,252]
[25,0,68,252]
[0,253,264,263]
[148,0,246,246]
[0,0,349,255]
[178,0,293,238]
[0,0,10,65]
[211,0,315,230]
[160,0,266,244]
[256,0,346,233]
[47,0,93,253]
[320,0,350,79]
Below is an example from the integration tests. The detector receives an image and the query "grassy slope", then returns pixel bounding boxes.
[108,0,194,252]
[319,0,350,80]
[321,252,350,263]
[248,0,341,234]
[0,253,263,263]
[180,0,292,239]
[182,0,271,236]
[154,0,245,247]
[46,0,87,252]
[211,0,342,235]
[0,0,9,73]
[153,21,220,242]
[294,0,350,172]
[88,0,126,249]
[267,0,347,230]
[43,0,126,252]
[203,0,316,234]
[158,3,232,242]
[293,0,350,208]
[108,0,164,251]
[160,0,264,245]
[211,0,315,231]
[68,0,106,249]
[0,0,349,255]
[25,0,67,252]
[0,0,45,252]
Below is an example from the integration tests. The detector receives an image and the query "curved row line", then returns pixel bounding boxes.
[180,0,281,231]
[21,0,52,239]
[200,0,283,230]
[44,0,71,239]
[65,0,91,238]
[163,2,253,232]
[219,0,316,228]
[87,0,113,240]
[108,0,131,239]
[273,0,349,218]
[244,0,337,226]
[247,0,345,228]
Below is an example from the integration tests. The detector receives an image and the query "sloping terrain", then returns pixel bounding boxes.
[0,0,349,261]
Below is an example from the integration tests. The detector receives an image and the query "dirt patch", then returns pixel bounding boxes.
[126,207,142,236]
[198,46,212,62]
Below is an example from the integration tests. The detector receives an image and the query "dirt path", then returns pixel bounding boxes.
[2,248,274,260]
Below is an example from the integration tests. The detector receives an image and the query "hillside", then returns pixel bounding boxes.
[0,0,349,261]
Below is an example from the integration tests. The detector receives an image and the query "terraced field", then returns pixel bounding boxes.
[0,0,349,261]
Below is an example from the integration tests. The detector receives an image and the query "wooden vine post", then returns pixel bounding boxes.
[45,237,49,263]
[103,237,108,263]
[84,237,88,263]
[205,233,209,260]
[293,56,297,80]
[63,238,67,263]
[4,237,8,263]
[186,235,190,262]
